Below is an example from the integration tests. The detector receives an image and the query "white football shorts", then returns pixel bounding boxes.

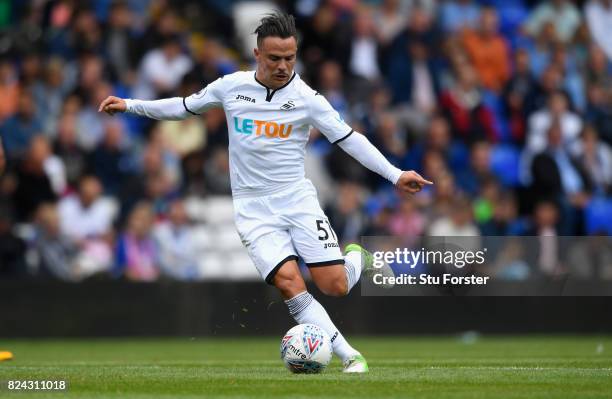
[233,179,344,284]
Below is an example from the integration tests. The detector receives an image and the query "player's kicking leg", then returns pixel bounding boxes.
[303,245,395,372]
[273,259,368,373]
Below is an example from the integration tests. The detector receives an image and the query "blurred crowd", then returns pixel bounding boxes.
[0,0,611,281]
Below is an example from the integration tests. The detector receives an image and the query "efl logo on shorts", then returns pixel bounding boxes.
[233,117,293,139]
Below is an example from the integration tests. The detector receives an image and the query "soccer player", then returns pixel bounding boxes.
[99,12,432,373]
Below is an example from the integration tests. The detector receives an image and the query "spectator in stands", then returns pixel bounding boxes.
[570,125,612,195]
[524,0,581,44]
[157,114,206,158]
[584,83,612,147]
[348,7,381,82]
[33,203,80,281]
[387,6,440,106]
[550,44,586,112]
[31,57,67,136]
[387,196,426,247]
[462,6,511,92]
[372,113,407,168]
[526,200,564,276]
[387,31,441,133]
[70,8,104,55]
[530,121,593,233]
[476,176,503,223]
[440,0,480,33]
[585,0,612,61]
[72,54,105,107]
[526,91,582,153]
[203,147,232,195]
[137,7,184,56]
[440,63,498,143]
[0,60,19,122]
[153,198,199,280]
[115,201,159,282]
[479,191,525,236]
[405,115,468,173]
[300,5,341,80]
[427,172,457,221]
[36,135,66,197]
[524,21,559,79]
[104,1,138,85]
[325,181,367,245]
[186,38,237,91]
[89,119,132,196]
[202,107,229,153]
[584,45,612,96]
[456,140,497,196]
[421,150,450,185]
[132,34,193,100]
[373,0,409,47]
[0,90,42,158]
[428,194,480,237]
[119,140,180,219]
[525,64,565,116]
[37,199,111,281]
[363,205,394,236]
[19,54,42,88]
[13,136,57,221]
[53,113,88,189]
[317,61,349,117]
[57,175,116,242]
[503,48,537,144]
[77,81,120,150]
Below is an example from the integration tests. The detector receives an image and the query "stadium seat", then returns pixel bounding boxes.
[198,252,226,280]
[216,225,244,251]
[201,197,236,224]
[585,198,612,235]
[190,225,216,251]
[490,144,521,187]
[227,252,259,280]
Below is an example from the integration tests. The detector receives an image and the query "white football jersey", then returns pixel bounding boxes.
[182,71,353,198]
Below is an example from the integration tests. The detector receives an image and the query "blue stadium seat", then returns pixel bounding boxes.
[585,198,612,235]
[490,144,521,187]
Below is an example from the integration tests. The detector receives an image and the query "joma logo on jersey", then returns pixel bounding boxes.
[236,94,255,103]
[233,117,293,139]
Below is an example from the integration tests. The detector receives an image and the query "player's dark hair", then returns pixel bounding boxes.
[254,12,297,47]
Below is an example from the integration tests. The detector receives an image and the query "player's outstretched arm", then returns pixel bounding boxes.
[337,132,433,194]
[98,96,192,121]
[306,90,432,193]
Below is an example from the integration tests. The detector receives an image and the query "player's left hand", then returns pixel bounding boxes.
[396,170,433,194]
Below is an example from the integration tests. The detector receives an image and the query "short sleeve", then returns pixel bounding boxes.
[307,92,353,144]
[183,77,225,114]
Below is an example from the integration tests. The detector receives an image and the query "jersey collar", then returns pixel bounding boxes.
[254,72,296,102]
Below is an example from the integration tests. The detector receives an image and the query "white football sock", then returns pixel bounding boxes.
[285,291,360,362]
[344,251,363,293]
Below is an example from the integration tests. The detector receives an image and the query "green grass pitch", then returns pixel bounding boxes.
[1,336,611,398]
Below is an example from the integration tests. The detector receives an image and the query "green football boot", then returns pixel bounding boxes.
[342,354,369,373]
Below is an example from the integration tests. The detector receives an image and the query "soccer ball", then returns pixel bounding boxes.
[280,324,332,373]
